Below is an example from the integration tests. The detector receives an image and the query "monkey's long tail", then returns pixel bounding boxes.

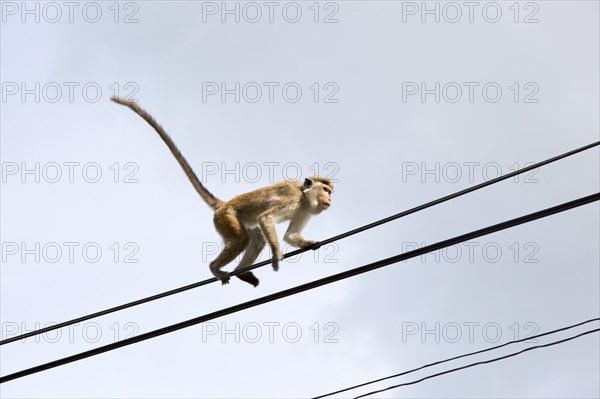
[111,96,224,211]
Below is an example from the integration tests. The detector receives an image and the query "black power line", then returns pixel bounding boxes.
[1,192,597,384]
[2,141,598,346]
[353,328,600,399]
[313,317,600,398]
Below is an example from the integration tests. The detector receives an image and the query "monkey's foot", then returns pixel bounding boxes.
[237,272,260,287]
[212,271,230,285]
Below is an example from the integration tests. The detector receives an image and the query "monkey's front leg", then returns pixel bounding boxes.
[258,215,283,271]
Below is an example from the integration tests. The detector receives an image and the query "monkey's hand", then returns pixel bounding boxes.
[285,232,320,249]
[300,240,319,249]
[271,251,283,272]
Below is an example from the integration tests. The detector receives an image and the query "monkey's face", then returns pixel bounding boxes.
[305,181,333,214]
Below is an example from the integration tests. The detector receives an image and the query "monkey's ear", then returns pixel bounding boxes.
[303,178,313,189]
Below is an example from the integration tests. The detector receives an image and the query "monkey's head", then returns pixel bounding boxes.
[302,177,334,214]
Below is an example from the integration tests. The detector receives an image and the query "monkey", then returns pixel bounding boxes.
[111,96,333,287]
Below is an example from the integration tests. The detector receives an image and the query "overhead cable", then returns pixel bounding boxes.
[2,141,598,346]
[353,328,600,399]
[313,317,600,398]
[1,192,597,384]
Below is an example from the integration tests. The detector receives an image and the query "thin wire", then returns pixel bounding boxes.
[354,328,600,399]
[313,317,600,398]
[1,193,597,384]
[2,141,598,346]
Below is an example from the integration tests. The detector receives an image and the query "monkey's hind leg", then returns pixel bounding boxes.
[210,207,249,285]
[234,228,265,287]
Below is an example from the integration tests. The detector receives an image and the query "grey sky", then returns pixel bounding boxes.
[1,1,599,398]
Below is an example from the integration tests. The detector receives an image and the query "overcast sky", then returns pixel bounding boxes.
[1,1,599,398]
